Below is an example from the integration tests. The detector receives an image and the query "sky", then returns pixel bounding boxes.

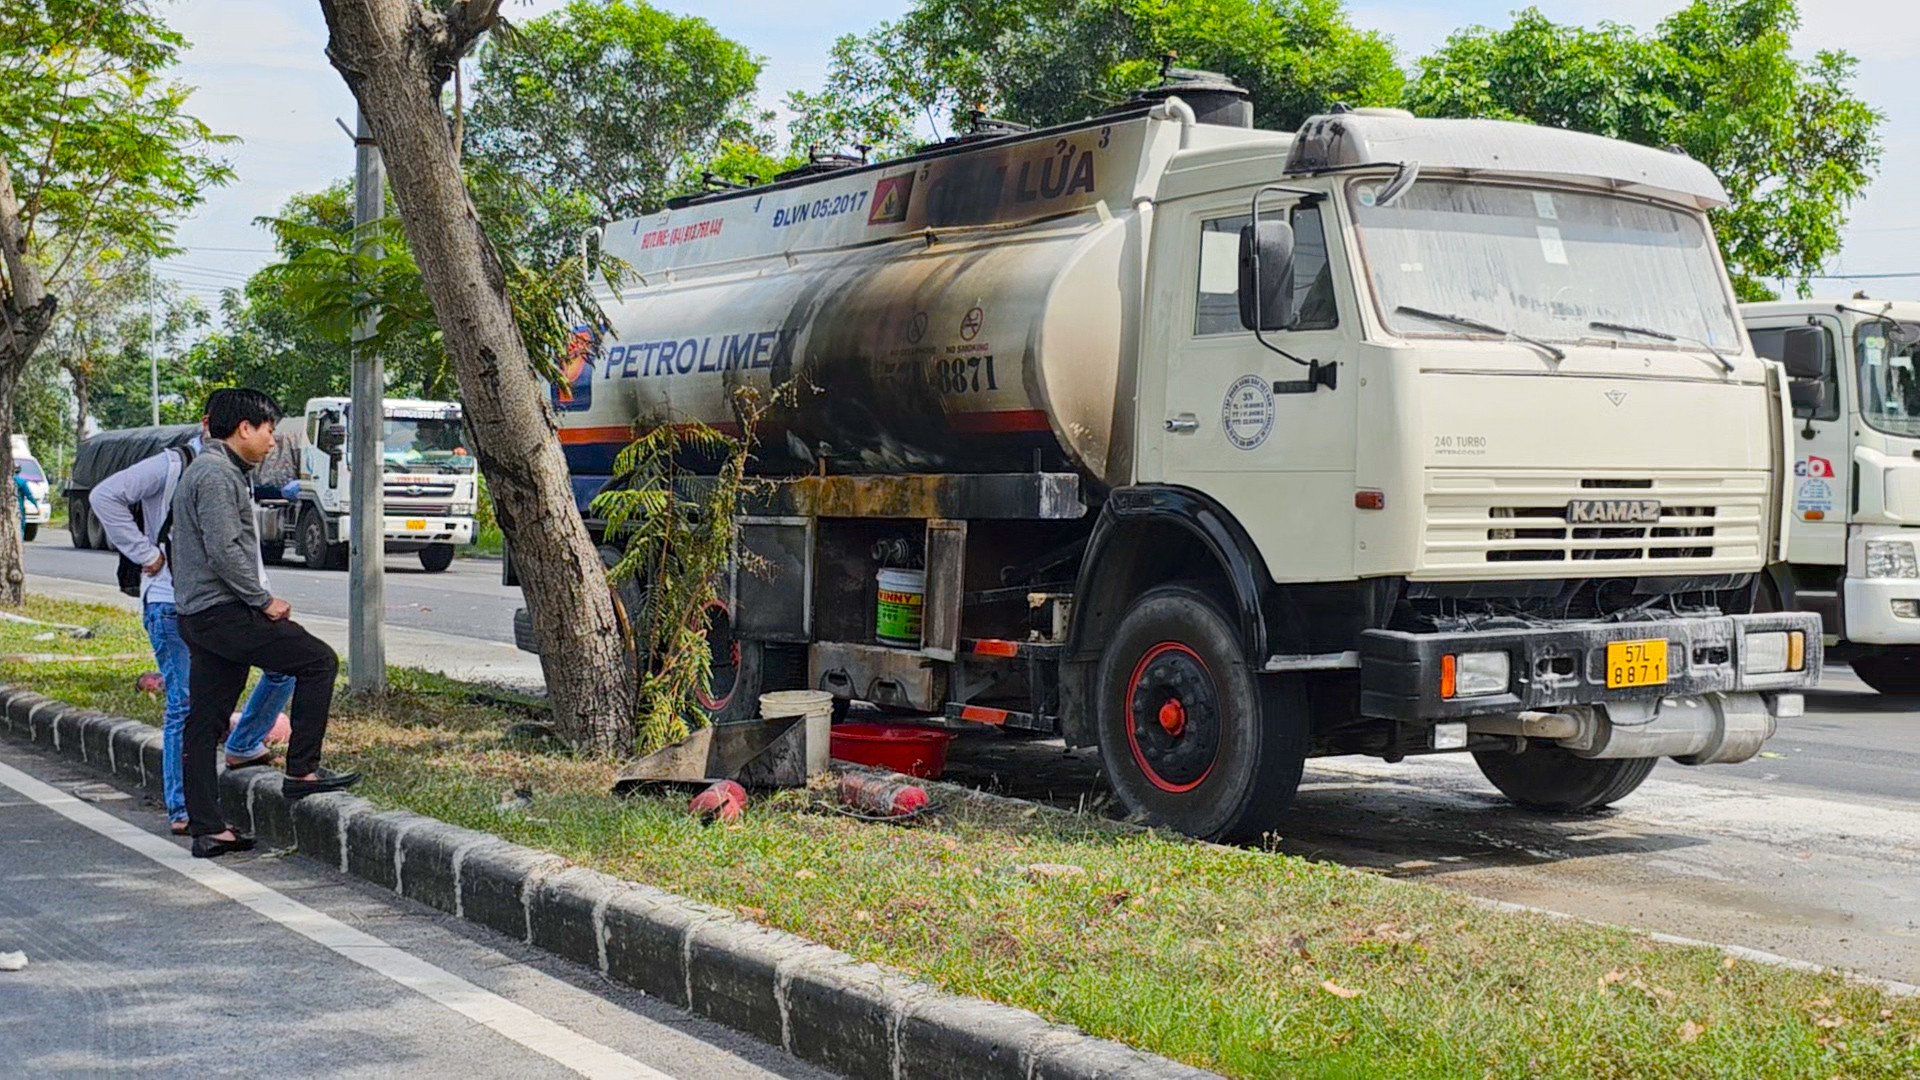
[156,0,1920,307]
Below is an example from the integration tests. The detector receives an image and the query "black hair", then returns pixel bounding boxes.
[203,388,282,439]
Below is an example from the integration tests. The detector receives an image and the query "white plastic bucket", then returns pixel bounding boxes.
[759,689,836,777]
[875,567,926,647]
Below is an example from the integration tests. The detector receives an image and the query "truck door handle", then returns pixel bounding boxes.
[1164,413,1198,434]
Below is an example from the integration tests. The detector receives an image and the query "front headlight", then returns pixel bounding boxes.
[1743,630,1806,675]
[1442,651,1510,697]
[452,502,475,516]
[1866,539,1920,579]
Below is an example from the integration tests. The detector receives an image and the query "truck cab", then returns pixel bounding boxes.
[258,396,479,573]
[1742,300,1920,693]
[10,434,48,542]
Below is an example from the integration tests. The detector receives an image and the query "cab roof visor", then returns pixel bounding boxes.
[1284,113,1730,210]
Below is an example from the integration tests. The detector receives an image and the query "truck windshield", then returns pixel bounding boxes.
[1855,321,1920,438]
[383,416,474,473]
[1349,179,1741,353]
[13,457,43,483]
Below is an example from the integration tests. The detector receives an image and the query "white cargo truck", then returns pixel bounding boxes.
[10,433,48,541]
[513,75,1821,839]
[259,396,478,573]
[1741,299,1920,693]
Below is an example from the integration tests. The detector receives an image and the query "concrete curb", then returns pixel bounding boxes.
[0,684,1216,1080]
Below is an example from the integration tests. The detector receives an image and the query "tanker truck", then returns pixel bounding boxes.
[511,74,1822,840]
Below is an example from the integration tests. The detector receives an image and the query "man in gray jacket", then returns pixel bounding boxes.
[172,389,357,858]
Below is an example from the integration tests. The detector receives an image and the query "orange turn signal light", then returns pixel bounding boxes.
[1788,630,1805,672]
[1439,653,1457,699]
[1355,490,1386,511]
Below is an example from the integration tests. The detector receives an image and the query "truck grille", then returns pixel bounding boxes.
[385,482,457,499]
[387,503,452,516]
[1423,471,1767,576]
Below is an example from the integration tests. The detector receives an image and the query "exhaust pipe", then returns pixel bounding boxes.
[1468,692,1796,765]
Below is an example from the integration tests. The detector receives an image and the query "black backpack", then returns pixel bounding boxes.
[115,445,195,597]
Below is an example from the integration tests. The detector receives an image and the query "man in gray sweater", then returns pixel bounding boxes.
[172,389,358,858]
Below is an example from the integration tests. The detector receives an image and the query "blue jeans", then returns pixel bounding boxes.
[144,602,296,823]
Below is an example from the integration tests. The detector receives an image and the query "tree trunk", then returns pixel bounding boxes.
[69,365,89,457]
[0,156,57,607]
[315,0,636,753]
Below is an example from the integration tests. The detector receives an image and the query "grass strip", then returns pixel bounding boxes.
[5,593,1916,1079]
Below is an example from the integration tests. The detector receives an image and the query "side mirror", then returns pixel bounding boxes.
[317,420,346,457]
[1789,379,1826,417]
[1780,326,1825,380]
[1238,219,1296,332]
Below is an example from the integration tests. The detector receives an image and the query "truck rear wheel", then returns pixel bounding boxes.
[1472,744,1656,812]
[22,524,36,542]
[85,506,107,550]
[418,544,455,573]
[1851,651,1920,696]
[1093,585,1306,842]
[68,499,92,548]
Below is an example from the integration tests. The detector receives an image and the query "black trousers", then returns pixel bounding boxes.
[178,603,338,836]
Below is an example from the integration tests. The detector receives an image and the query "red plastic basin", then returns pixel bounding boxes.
[829,723,953,779]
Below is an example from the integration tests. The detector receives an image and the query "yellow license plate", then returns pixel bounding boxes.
[405,519,426,530]
[1606,639,1668,688]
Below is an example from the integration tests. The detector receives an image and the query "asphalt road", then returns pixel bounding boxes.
[22,526,1920,986]
[0,741,839,1080]
[26,526,522,646]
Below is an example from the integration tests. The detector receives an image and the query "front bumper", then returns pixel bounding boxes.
[1359,611,1823,721]
[21,499,48,524]
[1843,575,1920,645]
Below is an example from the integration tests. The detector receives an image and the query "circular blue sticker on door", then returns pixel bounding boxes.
[1221,374,1275,450]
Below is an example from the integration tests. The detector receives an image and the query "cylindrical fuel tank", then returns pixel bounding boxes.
[557,112,1174,488]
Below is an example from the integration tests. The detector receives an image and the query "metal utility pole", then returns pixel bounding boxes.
[348,110,387,694]
[149,271,158,425]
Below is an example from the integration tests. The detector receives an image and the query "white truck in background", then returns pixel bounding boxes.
[1742,300,1920,693]
[10,433,49,541]
[257,396,478,573]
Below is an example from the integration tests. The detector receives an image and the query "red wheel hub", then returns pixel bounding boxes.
[1157,698,1187,736]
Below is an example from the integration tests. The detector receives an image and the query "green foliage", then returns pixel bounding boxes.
[0,0,235,292]
[786,0,1404,156]
[1404,1,1883,299]
[590,388,769,754]
[465,0,773,258]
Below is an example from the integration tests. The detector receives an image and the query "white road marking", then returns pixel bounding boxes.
[0,759,673,1080]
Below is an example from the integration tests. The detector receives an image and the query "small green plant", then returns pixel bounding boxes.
[590,386,771,754]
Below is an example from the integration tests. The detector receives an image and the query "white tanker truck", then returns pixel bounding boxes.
[512,75,1822,840]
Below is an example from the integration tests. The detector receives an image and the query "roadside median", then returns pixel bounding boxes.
[6,593,1920,1079]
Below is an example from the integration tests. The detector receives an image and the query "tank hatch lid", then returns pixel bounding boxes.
[1284,111,1729,209]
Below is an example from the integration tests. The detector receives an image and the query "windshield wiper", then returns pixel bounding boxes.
[1587,320,1734,374]
[1395,305,1566,363]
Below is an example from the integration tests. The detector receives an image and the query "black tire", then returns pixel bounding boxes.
[85,506,107,550]
[22,523,36,542]
[1852,651,1920,696]
[301,510,339,570]
[68,499,91,548]
[1093,584,1307,842]
[418,544,455,573]
[261,540,286,565]
[1472,744,1656,812]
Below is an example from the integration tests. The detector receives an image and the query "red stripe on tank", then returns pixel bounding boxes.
[947,410,1052,434]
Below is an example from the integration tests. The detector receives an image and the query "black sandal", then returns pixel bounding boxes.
[190,832,257,859]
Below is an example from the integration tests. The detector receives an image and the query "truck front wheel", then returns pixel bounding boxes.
[1093,585,1307,842]
[1472,744,1656,812]
[301,511,341,570]
[1851,650,1920,696]
[418,544,455,573]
